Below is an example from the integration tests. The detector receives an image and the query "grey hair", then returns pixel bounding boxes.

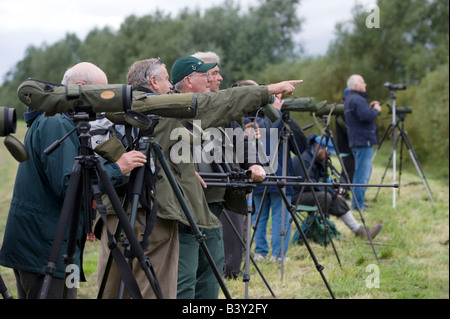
[347,74,362,90]
[126,58,164,89]
[174,80,186,92]
[192,51,221,64]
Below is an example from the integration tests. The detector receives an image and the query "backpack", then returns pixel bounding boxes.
[292,213,341,246]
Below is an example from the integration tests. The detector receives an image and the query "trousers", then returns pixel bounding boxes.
[252,192,292,258]
[177,202,224,299]
[97,214,179,299]
[351,146,374,209]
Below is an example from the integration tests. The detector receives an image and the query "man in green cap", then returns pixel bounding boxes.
[168,56,301,299]
[174,52,266,298]
[95,55,302,299]
[171,56,217,93]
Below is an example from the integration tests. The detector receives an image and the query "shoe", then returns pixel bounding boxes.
[355,224,382,240]
[269,256,290,263]
[254,253,266,261]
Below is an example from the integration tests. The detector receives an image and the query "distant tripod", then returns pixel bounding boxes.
[372,104,434,204]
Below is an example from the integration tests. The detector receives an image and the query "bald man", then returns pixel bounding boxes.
[0,62,145,299]
[344,74,382,212]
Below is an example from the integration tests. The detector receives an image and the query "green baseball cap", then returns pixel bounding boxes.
[171,56,217,84]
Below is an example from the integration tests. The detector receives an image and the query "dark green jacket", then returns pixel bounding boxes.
[0,113,84,278]
[132,85,270,228]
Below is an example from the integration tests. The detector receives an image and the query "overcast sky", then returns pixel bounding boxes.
[0,0,375,84]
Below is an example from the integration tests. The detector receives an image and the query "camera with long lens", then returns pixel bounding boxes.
[282,97,345,116]
[1,106,28,162]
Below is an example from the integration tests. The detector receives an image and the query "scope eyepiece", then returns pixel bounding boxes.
[0,106,17,136]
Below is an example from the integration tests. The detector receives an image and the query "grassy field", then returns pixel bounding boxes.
[0,121,448,299]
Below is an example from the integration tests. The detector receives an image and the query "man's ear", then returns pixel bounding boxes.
[149,75,158,90]
[183,76,193,89]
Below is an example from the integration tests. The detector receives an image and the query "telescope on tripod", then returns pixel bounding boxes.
[372,82,433,207]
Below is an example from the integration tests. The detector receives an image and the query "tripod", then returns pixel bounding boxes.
[97,116,232,299]
[314,115,381,262]
[200,172,276,298]
[279,112,342,266]
[39,112,162,299]
[0,273,12,299]
[248,113,337,298]
[203,171,337,298]
[372,105,434,205]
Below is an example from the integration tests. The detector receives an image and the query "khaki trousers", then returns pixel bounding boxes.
[97,213,179,299]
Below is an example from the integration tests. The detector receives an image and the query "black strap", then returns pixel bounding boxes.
[120,126,158,258]
[97,201,143,299]
[123,163,158,258]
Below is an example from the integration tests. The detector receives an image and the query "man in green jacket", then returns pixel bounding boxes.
[95,56,302,299]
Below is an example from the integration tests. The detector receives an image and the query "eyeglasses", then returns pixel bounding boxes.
[189,71,211,79]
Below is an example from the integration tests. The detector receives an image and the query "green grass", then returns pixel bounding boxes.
[1,121,448,299]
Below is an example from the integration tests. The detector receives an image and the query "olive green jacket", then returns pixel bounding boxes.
[129,85,270,229]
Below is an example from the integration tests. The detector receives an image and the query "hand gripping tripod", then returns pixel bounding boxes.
[39,112,162,299]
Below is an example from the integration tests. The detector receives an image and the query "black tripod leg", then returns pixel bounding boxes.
[222,210,276,298]
[327,133,380,263]
[277,187,335,299]
[97,193,130,299]
[117,151,149,298]
[62,178,84,299]
[372,123,393,161]
[150,141,232,299]
[400,130,434,203]
[95,158,163,299]
[249,185,269,249]
[39,160,83,299]
[289,133,342,266]
[0,274,12,299]
[97,183,132,298]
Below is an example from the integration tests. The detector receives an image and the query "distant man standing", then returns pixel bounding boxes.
[344,74,381,210]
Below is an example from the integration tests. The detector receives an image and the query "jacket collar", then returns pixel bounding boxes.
[349,90,367,99]
[24,108,43,127]
[134,85,156,94]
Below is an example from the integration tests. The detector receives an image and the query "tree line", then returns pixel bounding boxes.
[0,0,448,179]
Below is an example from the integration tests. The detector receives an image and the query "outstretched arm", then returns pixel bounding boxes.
[268,80,303,96]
